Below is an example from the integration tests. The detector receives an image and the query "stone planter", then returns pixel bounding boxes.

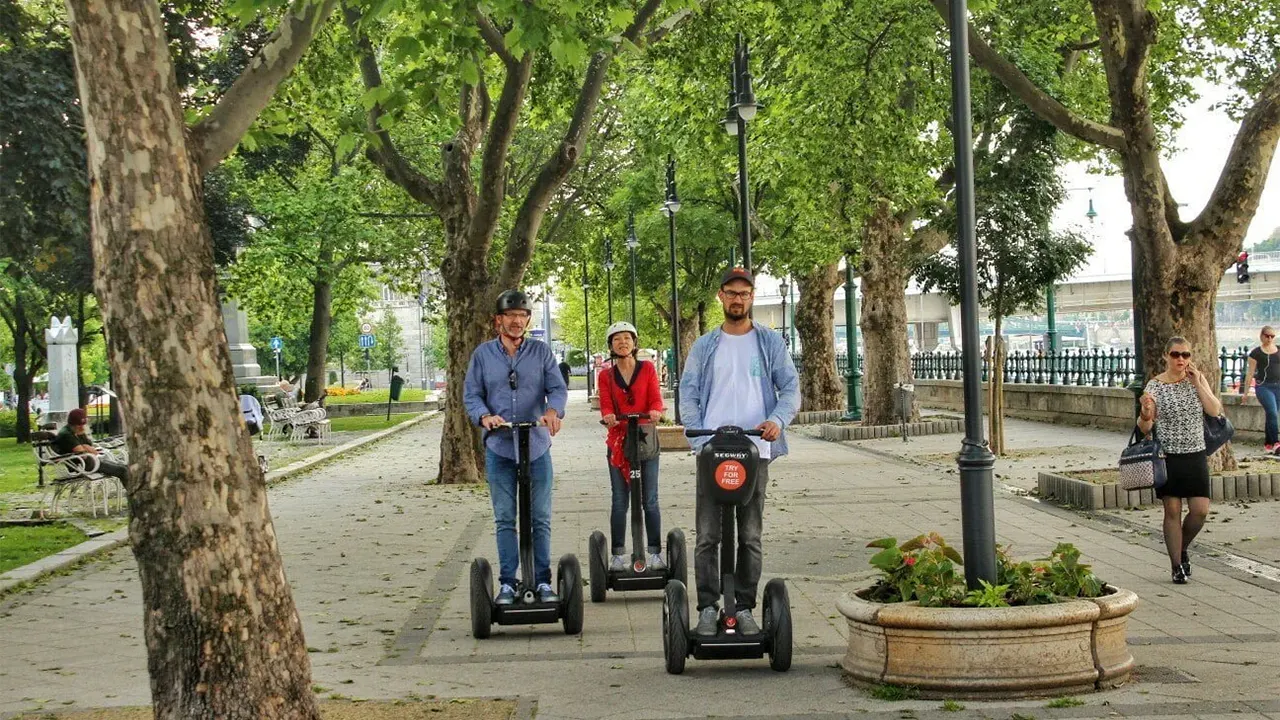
[1039,469,1279,510]
[837,586,1138,699]
[657,425,690,451]
[820,418,963,442]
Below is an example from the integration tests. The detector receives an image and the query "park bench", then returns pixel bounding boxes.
[263,394,330,444]
[31,431,127,518]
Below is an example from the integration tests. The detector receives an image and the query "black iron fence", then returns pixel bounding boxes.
[791,347,1255,391]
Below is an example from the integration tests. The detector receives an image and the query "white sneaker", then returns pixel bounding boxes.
[648,552,667,571]
[609,554,627,572]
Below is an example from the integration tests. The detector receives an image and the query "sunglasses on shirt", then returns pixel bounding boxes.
[508,370,518,390]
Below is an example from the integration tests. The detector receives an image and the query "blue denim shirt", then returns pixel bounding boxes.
[677,322,801,456]
[463,337,568,461]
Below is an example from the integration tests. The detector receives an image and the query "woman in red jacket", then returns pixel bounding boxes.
[598,322,666,571]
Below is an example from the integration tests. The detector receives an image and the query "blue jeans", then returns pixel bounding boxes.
[486,449,554,588]
[1257,384,1280,445]
[608,459,662,554]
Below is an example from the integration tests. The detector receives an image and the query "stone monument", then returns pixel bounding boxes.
[43,316,79,426]
[221,299,278,394]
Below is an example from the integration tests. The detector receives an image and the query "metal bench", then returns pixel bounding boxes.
[31,431,126,517]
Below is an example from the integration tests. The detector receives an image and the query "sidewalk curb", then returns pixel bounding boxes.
[0,411,438,597]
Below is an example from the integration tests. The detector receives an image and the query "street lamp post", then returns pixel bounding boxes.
[779,279,790,348]
[662,155,683,424]
[842,255,862,421]
[582,257,593,397]
[604,238,615,325]
[788,278,796,349]
[626,212,640,326]
[722,33,758,274]
[948,0,998,589]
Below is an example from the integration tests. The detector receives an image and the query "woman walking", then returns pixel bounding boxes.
[1137,337,1221,584]
[1240,326,1280,452]
[597,322,666,571]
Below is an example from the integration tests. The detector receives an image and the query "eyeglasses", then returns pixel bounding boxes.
[1264,334,1275,339]
[508,370,518,390]
[1168,351,1192,359]
[721,289,752,300]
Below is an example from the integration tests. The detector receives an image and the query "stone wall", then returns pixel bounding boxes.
[914,380,1263,439]
[324,401,439,418]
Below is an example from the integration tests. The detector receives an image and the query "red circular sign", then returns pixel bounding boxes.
[715,460,747,491]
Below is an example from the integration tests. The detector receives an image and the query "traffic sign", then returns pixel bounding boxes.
[269,336,283,351]
[361,322,373,334]
[358,334,376,349]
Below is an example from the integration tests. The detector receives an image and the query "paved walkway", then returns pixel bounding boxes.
[1,397,1278,719]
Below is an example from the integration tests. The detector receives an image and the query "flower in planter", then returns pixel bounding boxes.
[865,533,1105,607]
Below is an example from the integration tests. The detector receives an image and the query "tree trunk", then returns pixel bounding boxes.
[679,310,699,365]
[859,201,917,426]
[794,263,844,412]
[988,318,1007,456]
[438,255,489,485]
[303,276,332,403]
[13,298,34,442]
[64,2,320,717]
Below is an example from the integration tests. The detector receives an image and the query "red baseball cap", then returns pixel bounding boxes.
[68,408,88,425]
[720,267,754,288]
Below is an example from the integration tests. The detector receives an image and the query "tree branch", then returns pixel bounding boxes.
[497,0,665,291]
[1190,67,1280,259]
[474,52,534,236]
[190,0,338,174]
[344,7,445,210]
[930,0,1126,152]
[475,11,517,66]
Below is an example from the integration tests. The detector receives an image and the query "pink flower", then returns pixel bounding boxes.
[904,556,917,567]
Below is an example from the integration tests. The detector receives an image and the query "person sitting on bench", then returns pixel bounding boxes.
[55,408,128,481]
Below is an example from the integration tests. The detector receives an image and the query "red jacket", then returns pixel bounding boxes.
[598,359,664,477]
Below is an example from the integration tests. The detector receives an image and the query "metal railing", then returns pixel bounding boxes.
[791,346,1255,390]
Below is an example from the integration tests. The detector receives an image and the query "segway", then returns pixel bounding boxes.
[588,413,687,602]
[662,425,792,674]
[470,421,584,638]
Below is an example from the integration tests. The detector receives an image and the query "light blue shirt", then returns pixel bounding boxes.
[678,322,801,456]
[463,337,568,461]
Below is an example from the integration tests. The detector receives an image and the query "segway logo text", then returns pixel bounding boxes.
[714,460,747,491]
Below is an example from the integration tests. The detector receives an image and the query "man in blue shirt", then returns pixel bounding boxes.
[464,289,568,605]
[679,268,800,636]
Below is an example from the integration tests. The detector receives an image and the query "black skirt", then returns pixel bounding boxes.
[1159,451,1210,499]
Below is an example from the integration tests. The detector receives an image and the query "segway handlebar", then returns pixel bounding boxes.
[598,413,649,426]
[494,420,545,429]
[685,426,764,438]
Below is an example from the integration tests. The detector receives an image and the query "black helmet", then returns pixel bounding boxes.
[495,289,533,314]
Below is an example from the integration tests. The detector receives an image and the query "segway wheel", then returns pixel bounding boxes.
[663,580,689,675]
[469,558,493,639]
[558,554,584,635]
[763,578,792,672]
[588,530,608,603]
[666,528,688,588]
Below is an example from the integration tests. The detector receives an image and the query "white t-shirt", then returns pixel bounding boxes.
[701,330,771,459]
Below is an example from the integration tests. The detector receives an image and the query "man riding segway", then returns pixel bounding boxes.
[464,290,570,612]
[679,268,800,637]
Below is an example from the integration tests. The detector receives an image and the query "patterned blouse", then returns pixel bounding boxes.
[1144,377,1205,454]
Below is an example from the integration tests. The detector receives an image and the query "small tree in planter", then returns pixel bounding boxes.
[839,533,1137,698]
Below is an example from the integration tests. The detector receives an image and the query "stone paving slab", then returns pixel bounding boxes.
[1,398,1279,719]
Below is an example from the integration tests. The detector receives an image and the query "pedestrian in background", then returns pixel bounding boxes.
[1240,325,1280,453]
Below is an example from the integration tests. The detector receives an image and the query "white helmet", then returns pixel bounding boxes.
[605,321,638,347]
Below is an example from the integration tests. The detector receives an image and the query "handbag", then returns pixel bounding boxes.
[1118,424,1166,491]
[1203,413,1235,456]
[612,362,660,462]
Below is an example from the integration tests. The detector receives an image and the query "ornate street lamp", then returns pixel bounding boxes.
[661,155,682,424]
[947,0,998,588]
[842,255,862,421]
[722,33,758,274]
[779,279,789,348]
[582,256,593,397]
[626,212,640,325]
[604,237,615,325]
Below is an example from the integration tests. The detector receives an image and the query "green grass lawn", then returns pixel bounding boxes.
[0,439,39,495]
[0,523,87,574]
[327,413,423,433]
[326,388,429,405]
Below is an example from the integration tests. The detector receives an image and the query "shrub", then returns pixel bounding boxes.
[0,410,17,438]
[864,533,1104,607]
[326,386,361,397]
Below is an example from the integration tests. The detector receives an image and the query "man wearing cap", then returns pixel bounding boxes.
[54,408,129,481]
[679,267,800,637]
[463,289,569,606]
